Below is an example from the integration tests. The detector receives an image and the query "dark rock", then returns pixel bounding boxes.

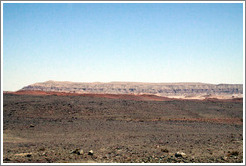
[71,148,84,155]
[227,151,239,157]
[3,158,11,161]
[88,150,93,155]
[26,154,32,157]
[161,148,169,153]
[175,152,187,158]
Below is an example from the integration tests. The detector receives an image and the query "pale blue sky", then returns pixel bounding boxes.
[3,3,244,91]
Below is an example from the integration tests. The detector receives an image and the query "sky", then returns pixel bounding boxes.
[3,2,244,91]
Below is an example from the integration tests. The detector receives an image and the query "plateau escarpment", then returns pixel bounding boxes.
[20,81,243,99]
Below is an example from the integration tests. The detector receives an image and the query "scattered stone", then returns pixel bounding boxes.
[71,149,79,154]
[38,147,45,151]
[161,148,169,153]
[70,149,78,154]
[78,149,84,155]
[26,154,32,157]
[221,156,228,161]
[71,148,84,155]
[42,152,47,156]
[88,150,94,155]
[175,151,187,158]
[227,151,239,157]
[15,152,32,157]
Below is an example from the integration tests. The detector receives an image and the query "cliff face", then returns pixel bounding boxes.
[20,81,243,98]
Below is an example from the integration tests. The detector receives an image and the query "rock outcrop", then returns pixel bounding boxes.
[19,80,243,99]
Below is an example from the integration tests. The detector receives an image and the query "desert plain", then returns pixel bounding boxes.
[3,88,243,163]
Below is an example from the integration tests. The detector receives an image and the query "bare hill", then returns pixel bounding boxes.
[19,81,243,99]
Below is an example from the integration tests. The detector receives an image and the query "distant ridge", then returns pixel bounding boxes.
[19,81,243,99]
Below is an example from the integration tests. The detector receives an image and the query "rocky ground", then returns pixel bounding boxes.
[3,93,243,163]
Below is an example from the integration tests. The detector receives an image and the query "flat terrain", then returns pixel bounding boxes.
[3,93,243,163]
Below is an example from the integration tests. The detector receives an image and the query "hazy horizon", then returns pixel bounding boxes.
[24,79,246,85]
[3,80,244,92]
[3,2,244,91]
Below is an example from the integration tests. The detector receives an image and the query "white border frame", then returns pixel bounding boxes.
[1,1,245,165]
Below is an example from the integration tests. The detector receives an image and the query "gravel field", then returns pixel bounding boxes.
[3,94,243,163]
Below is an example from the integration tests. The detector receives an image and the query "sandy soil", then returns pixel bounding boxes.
[5,90,243,102]
[3,93,243,163]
